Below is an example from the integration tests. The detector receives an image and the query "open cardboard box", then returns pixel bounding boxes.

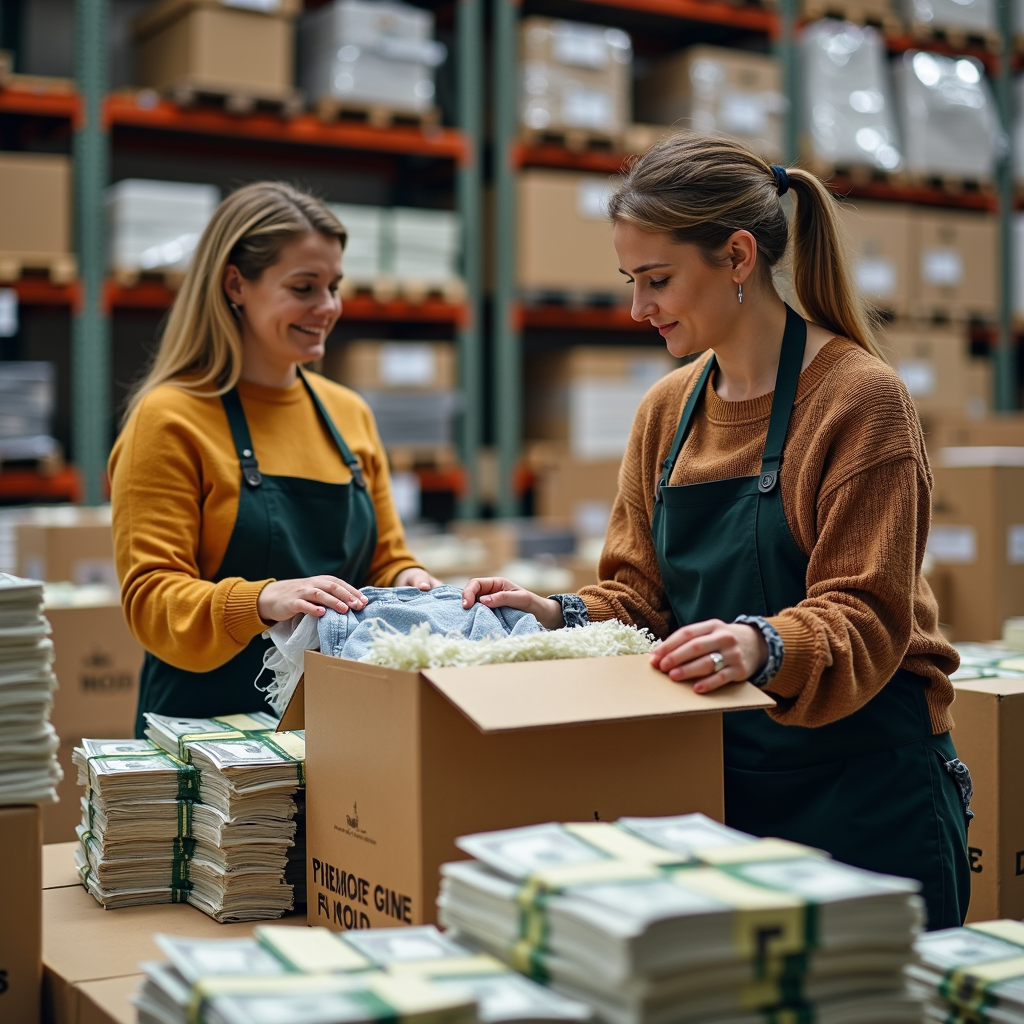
[282,651,774,930]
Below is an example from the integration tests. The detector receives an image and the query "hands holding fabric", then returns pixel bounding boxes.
[461,577,566,630]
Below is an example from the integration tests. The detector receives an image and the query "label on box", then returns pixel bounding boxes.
[562,87,613,130]
[577,180,614,221]
[379,344,437,387]
[223,0,281,11]
[928,525,977,564]
[72,558,118,588]
[897,360,937,398]
[855,257,896,299]
[922,248,963,287]
[1008,525,1024,565]
[552,24,609,69]
[719,92,767,136]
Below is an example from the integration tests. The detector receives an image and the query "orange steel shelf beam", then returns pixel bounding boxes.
[0,85,81,120]
[0,466,82,503]
[577,0,777,33]
[826,174,997,211]
[11,279,82,306]
[104,93,469,163]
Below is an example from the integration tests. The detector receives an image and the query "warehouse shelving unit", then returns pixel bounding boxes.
[1,0,484,512]
[489,0,1023,515]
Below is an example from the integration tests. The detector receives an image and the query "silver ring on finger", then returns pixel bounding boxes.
[709,652,725,674]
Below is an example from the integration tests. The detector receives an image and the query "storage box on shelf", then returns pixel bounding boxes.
[525,346,679,461]
[105,179,219,286]
[0,806,42,1024]
[529,443,622,541]
[16,508,115,586]
[635,45,783,162]
[928,415,1024,452]
[838,200,914,316]
[900,0,997,42]
[330,203,386,293]
[929,448,1024,641]
[801,0,899,30]
[0,361,61,467]
[800,20,904,175]
[517,171,627,302]
[519,16,632,148]
[133,0,301,112]
[892,50,999,185]
[878,323,990,419]
[911,208,998,321]
[298,0,446,125]
[294,648,772,930]
[0,152,76,284]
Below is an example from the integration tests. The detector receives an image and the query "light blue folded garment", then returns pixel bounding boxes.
[317,585,543,662]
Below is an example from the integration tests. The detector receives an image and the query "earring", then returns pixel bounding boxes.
[737,283,743,305]
[229,301,241,318]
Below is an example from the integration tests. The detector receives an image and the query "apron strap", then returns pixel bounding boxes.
[220,371,368,490]
[221,388,263,489]
[656,356,715,503]
[297,368,367,489]
[656,303,807,501]
[757,304,806,495]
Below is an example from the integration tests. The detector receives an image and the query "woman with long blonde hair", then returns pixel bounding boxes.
[111,181,438,733]
[463,134,971,928]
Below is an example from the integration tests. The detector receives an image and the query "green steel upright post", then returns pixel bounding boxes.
[777,0,799,164]
[493,0,522,517]
[995,0,1018,411]
[456,0,483,518]
[73,0,111,504]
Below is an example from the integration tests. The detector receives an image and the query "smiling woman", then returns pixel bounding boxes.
[109,182,439,733]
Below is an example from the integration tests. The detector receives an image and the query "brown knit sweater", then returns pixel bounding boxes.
[580,337,959,734]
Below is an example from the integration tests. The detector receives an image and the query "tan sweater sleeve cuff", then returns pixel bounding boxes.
[580,593,617,622]
[763,615,820,700]
[221,578,274,646]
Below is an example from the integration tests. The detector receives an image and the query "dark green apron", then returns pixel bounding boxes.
[135,370,378,734]
[650,304,970,929]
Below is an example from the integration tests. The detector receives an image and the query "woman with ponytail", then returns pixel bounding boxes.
[464,134,970,927]
[110,182,438,734]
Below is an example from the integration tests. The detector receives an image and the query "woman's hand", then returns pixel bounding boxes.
[650,619,768,694]
[394,567,443,591]
[462,577,565,630]
[257,575,368,623]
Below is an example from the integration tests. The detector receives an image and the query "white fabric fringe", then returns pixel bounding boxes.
[256,613,322,716]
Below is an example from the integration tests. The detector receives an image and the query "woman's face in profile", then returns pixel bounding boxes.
[226,230,344,370]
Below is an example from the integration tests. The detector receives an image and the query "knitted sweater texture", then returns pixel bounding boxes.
[579,337,959,734]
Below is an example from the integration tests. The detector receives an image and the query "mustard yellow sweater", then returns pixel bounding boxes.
[108,372,420,672]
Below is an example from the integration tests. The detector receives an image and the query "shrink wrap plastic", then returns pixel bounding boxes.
[893,50,1000,181]
[801,21,903,172]
[902,0,995,34]
[298,0,446,113]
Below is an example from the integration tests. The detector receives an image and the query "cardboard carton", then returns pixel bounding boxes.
[533,451,622,537]
[635,45,783,161]
[928,414,1024,451]
[838,201,914,317]
[299,651,773,931]
[517,170,628,297]
[42,869,305,1024]
[0,152,75,282]
[929,450,1024,640]
[0,806,42,1024]
[134,0,295,99]
[911,210,998,321]
[77,976,138,1024]
[950,677,1024,922]
[16,516,115,586]
[324,341,456,392]
[44,842,83,890]
[878,323,990,420]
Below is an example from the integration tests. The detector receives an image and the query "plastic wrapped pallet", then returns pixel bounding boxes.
[106,179,219,275]
[297,0,446,115]
[800,20,903,173]
[635,45,784,161]
[901,0,995,34]
[391,208,460,289]
[892,51,999,182]
[520,16,632,140]
[0,362,59,463]
[328,203,386,284]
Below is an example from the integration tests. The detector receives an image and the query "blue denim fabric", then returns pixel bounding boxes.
[317,585,543,661]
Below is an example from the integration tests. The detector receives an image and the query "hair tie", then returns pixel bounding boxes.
[770,165,789,197]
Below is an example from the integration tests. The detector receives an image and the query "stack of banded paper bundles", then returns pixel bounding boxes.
[0,573,61,804]
[438,814,926,1024]
[135,924,591,1024]
[907,919,1024,1023]
[949,642,1024,682]
[74,711,305,921]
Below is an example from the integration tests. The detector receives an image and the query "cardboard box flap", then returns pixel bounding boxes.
[421,654,774,732]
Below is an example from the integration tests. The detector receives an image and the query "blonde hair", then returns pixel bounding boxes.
[608,134,882,358]
[124,181,346,422]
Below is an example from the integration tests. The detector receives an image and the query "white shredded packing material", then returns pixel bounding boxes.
[358,619,655,671]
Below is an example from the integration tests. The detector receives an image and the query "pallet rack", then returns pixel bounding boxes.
[490,0,1022,515]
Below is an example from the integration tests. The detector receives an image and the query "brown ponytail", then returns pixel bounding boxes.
[608,134,883,359]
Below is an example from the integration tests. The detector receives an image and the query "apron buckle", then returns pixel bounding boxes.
[758,471,778,494]
[244,470,262,488]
